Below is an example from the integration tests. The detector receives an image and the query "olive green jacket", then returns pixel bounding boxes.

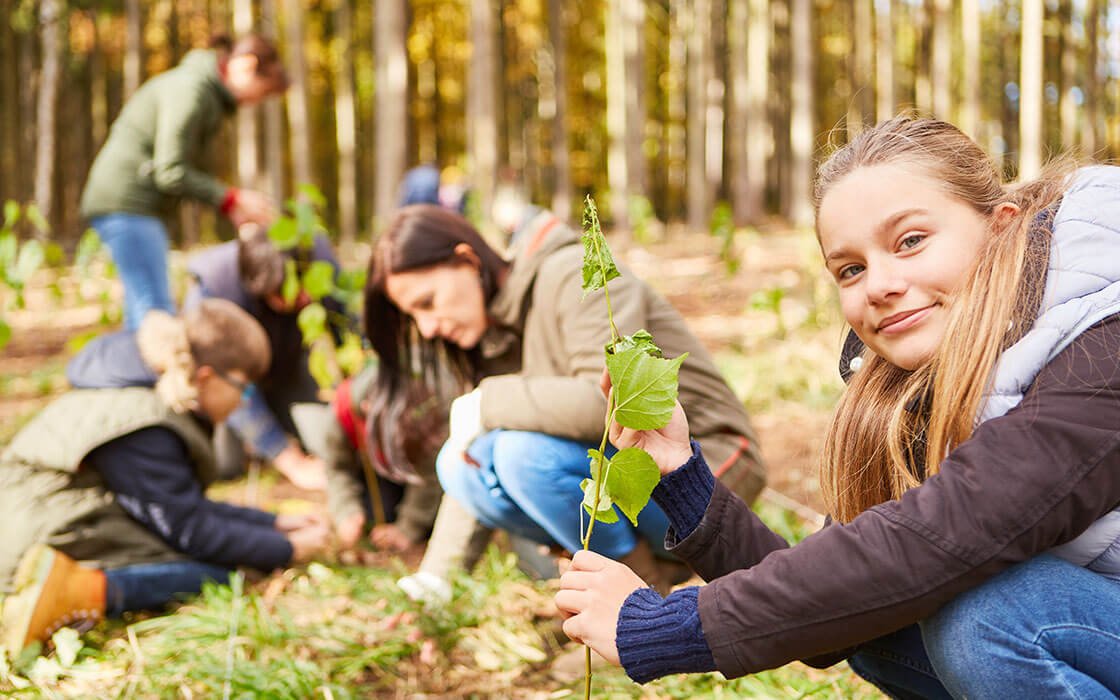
[79,49,236,221]
[478,211,766,502]
[0,388,217,589]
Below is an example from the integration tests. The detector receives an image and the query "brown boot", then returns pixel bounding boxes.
[619,540,692,596]
[1,545,106,656]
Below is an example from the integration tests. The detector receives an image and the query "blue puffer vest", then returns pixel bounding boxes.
[979,166,1120,580]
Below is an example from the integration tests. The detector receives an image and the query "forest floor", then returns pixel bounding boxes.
[0,225,879,698]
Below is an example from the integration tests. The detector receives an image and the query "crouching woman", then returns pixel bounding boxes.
[0,300,327,656]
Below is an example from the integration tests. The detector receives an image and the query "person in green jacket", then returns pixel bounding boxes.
[79,34,289,330]
[363,204,766,596]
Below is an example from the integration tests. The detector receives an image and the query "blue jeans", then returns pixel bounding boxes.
[103,560,231,617]
[90,213,175,330]
[437,430,672,559]
[849,555,1120,699]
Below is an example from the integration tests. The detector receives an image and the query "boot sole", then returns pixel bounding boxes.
[0,544,55,658]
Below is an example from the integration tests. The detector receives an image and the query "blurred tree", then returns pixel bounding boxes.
[469,0,498,222]
[284,0,313,188]
[260,0,285,200]
[876,0,895,122]
[960,0,980,136]
[1084,0,1101,156]
[374,0,407,228]
[547,0,572,219]
[335,0,358,247]
[848,0,873,135]
[931,0,950,120]
[233,0,260,191]
[1058,0,1076,152]
[1020,0,1043,178]
[34,0,62,234]
[789,0,812,227]
[686,0,711,231]
[125,0,143,98]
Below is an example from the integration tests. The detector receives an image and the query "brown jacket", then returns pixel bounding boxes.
[678,314,1120,676]
[477,211,765,502]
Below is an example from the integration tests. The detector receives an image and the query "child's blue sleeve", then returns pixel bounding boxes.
[224,388,290,459]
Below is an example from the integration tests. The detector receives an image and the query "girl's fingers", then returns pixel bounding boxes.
[599,368,612,397]
[561,614,586,644]
[557,569,600,591]
[554,589,592,615]
[569,549,610,572]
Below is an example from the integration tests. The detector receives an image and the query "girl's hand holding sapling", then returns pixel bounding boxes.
[600,368,692,476]
[555,549,648,666]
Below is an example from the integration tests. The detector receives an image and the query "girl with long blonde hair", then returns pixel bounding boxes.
[555,118,1120,697]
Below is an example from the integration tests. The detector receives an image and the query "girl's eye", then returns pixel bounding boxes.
[838,263,864,280]
[900,234,925,250]
[415,295,434,311]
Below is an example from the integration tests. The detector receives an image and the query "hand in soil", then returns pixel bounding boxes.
[273,443,327,491]
[336,512,365,549]
[370,523,419,554]
[286,520,331,563]
[275,512,327,532]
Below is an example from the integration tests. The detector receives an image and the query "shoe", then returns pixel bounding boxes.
[1,545,106,657]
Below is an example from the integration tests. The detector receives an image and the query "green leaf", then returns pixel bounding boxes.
[0,232,16,268]
[297,183,327,209]
[51,628,82,668]
[612,329,662,358]
[336,333,366,377]
[297,302,328,344]
[75,229,101,267]
[0,319,10,351]
[2,200,20,230]
[14,239,44,283]
[587,448,606,481]
[268,217,299,250]
[603,448,660,526]
[301,261,335,301]
[24,203,48,234]
[579,195,620,300]
[307,344,335,390]
[282,258,300,306]
[606,347,688,430]
[44,242,64,267]
[580,478,618,524]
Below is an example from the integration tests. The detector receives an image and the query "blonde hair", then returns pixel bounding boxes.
[815,118,1070,522]
[137,299,271,412]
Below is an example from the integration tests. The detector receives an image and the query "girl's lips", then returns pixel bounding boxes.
[877,305,935,334]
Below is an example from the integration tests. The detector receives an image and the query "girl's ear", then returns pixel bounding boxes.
[991,201,1021,230]
[452,242,482,271]
[194,365,215,386]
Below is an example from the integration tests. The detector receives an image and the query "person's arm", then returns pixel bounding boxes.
[88,426,293,570]
[684,314,1120,678]
[223,390,290,460]
[150,86,229,206]
[478,261,652,442]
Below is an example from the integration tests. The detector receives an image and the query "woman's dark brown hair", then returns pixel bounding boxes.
[365,205,507,393]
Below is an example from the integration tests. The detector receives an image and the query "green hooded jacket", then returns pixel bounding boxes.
[477,210,766,503]
[79,49,236,222]
[0,388,217,589]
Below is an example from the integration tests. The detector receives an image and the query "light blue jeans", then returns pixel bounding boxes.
[848,555,1120,699]
[103,560,231,617]
[90,213,175,330]
[437,429,673,559]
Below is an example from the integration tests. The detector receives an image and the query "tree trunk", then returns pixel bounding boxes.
[1059,0,1077,151]
[547,0,572,220]
[260,0,285,199]
[705,0,724,208]
[667,0,688,220]
[606,0,629,230]
[848,0,873,135]
[913,0,932,115]
[0,0,17,203]
[90,11,108,149]
[34,0,62,234]
[335,0,358,247]
[930,0,951,119]
[1019,0,1043,178]
[727,0,749,223]
[233,0,260,191]
[875,0,895,122]
[686,0,712,231]
[125,0,143,99]
[375,0,408,228]
[960,0,980,137]
[789,0,813,226]
[1084,0,1101,156]
[745,0,768,222]
[468,0,498,224]
[283,0,313,188]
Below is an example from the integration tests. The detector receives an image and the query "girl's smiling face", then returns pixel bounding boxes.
[818,163,1015,370]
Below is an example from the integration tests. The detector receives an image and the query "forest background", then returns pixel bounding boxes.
[1,0,1113,247]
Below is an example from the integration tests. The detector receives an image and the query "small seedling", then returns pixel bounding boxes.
[578,195,687,698]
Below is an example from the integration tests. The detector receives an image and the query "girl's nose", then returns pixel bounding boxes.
[864,262,908,304]
[415,314,439,339]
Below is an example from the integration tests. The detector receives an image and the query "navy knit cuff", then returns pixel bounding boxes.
[651,440,715,543]
[617,586,716,683]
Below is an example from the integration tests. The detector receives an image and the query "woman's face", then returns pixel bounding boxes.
[817,163,1006,371]
[225,54,282,105]
[385,256,489,349]
[195,367,252,424]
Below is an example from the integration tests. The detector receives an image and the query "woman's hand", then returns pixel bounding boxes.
[273,443,327,491]
[286,520,330,563]
[275,512,327,533]
[554,550,648,666]
[370,523,420,553]
[335,512,366,549]
[228,189,278,228]
[600,369,692,476]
